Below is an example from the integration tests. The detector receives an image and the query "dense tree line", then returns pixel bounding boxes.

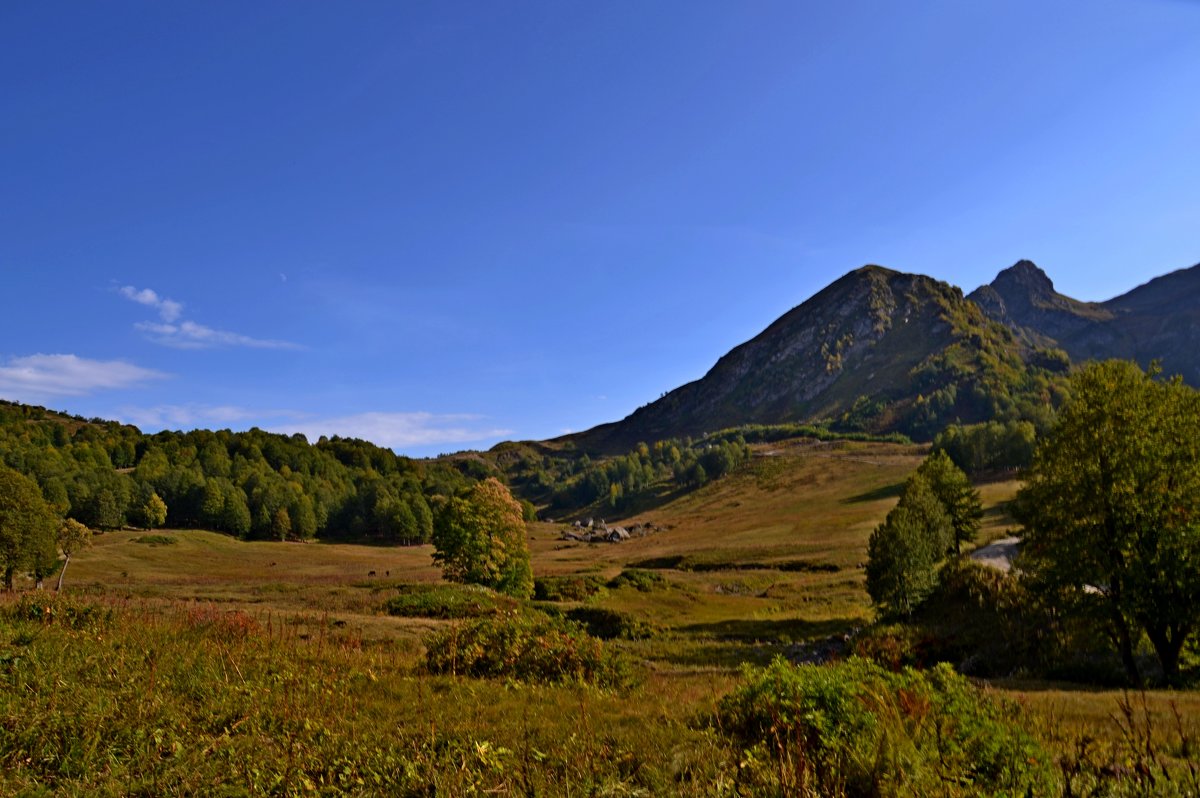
[932,419,1038,475]
[0,401,474,543]
[544,436,754,511]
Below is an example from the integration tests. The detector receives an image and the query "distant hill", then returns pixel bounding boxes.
[968,260,1200,385]
[566,265,1070,452]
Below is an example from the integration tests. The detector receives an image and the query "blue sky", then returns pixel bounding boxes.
[2,1,1198,456]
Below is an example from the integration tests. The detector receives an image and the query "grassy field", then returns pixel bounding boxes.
[6,439,1196,795]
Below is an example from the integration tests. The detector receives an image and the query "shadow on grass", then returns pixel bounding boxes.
[982,501,1013,521]
[553,484,693,524]
[628,555,839,573]
[842,481,905,504]
[679,616,859,643]
[650,642,784,670]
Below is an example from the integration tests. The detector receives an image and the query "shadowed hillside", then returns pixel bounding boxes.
[970,260,1200,384]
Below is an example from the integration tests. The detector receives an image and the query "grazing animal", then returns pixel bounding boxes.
[385,570,390,577]
[368,570,376,577]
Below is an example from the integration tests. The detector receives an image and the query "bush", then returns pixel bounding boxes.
[385,583,518,619]
[131,534,177,546]
[424,611,634,687]
[718,657,1054,797]
[564,607,655,640]
[533,574,606,601]
[607,568,665,592]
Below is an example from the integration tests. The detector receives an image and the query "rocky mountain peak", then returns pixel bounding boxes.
[991,260,1054,297]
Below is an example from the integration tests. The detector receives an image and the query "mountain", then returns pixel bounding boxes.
[969,261,1200,385]
[568,265,1068,452]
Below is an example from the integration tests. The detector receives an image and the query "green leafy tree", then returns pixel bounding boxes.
[143,493,168,528]
[55,518,92,592]
[1016,360,1200,684]
[866,474,952,618]
[432,477,533,598]
[221,492,252,537]
[915,450,983,554]
[411,494,434,544]
[0,466,58,590]
[290,496,318,540]
[271,507,292,541]
[82,488,122,530]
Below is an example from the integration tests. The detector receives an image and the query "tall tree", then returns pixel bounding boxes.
[865,474,952,617]
[432,477,533,598]
[1016,360,1200,684]
[0,466,58,590]
[915,450,983,554]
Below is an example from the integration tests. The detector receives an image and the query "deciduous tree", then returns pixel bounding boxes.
[55,518,91,592]
[432,477,533,598]
[0,466,58,590]
[915,450,983,554]
[1016,360,1200,684]
[866,474,952,617]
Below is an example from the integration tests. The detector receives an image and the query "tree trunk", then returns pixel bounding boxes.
[55,554,70,592]
[1146,624,1185,686]
[3,566,13,592]
[1111,612,1142,687]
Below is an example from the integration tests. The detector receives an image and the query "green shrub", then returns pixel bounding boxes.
[718,657,1054,797]
[564,607,654,640]
[384,583,518,619]
[131,534,177,546]
[851,623,928,671]
[424,611,634,687]
[533,574,606,601]
[1,593,115,631]
[607,568,665,592]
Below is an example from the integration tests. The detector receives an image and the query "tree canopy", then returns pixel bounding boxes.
[0,465,58,590]
[0,401,478,544]
[865,449,981,618]
[432,478,533,599]
[1015,360,1200,684]
[914,450,982,554]
[866,473,952,618]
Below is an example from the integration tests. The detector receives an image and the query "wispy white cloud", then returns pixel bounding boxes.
[119,285,183,322]
[119,284,301,350]
[0,354,167,399]
[273,412,513,449]
[134,321,302,350]
[112,404,512,450]
[116,403,301,430]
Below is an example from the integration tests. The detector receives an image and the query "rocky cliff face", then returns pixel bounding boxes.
[967,260,1112,345]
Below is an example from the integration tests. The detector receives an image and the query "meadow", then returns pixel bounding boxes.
[3,439,1197,795]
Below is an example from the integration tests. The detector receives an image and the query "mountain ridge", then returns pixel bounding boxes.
[566,264,1069,452]
[969,260,1200,385]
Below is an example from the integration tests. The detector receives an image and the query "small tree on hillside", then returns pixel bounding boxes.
[866,474,952,618]
[915,450,982,554]
[432,477,533,599]
[55,518,92,592]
